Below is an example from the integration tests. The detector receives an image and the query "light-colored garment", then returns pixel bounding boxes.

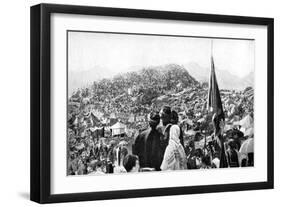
[161,125,187,171]
[239,153,248,166]
[89,169,105,175]
[211,157,220,168]
[113,165,127,173]
[113,147,127,173]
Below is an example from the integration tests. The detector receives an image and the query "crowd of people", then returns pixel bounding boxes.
[67,104,254,175]
[67,66,254,175]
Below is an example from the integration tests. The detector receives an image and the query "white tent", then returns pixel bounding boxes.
[244,127,254,137]
[186,129,196,136]
[235,114,254,134]
[239,114,253,129]
[234,114,253,129]
[181,118,193,126]
[111,121,126,136]
[239,138,254,154]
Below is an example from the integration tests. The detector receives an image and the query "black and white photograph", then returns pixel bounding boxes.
[67,31,255,176]
[28,2,274,204]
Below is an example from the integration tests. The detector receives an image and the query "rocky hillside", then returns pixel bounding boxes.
[69,63,254,134]
[111,64,199,93]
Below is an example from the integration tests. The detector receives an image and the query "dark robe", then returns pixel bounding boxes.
[226,149,239,167]
[132,127,162,171]
[218,135,228,168]
[157,124,172,155]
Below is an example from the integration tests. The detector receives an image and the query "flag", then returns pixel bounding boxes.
[207,56,224,120]
[207,56,228,168]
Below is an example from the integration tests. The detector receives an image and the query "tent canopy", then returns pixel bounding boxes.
[110,121,126,136]
[239,114,253,129]
[234,114,253,129]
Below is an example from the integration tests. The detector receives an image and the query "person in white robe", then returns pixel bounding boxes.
[161,125,187,171]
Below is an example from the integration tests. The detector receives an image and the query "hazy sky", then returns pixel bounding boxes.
[68,31,254,79]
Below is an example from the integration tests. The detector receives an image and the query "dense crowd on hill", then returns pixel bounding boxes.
[67,66,254,175]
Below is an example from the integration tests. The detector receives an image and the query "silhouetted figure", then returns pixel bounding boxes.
[133,112,162,171]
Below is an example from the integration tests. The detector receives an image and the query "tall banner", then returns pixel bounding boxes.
[207,56,228,168]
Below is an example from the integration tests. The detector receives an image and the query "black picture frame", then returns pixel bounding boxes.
[30,3,274,204]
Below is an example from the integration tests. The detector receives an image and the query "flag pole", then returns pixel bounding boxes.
[211,40,213,57]
[207,39,228,168]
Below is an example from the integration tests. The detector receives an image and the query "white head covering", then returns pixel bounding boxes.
[169,125,181,144]
[161,125,187,171]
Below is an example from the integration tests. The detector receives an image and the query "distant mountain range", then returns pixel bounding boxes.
[185,62,254,90]
[68,65,115,95]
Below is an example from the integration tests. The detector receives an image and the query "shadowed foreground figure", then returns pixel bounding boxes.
[133,112,163,171]
[226,139,239,167]
[212,113,228,168]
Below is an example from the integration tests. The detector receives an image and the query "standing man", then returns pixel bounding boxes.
[133,112,162,171]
